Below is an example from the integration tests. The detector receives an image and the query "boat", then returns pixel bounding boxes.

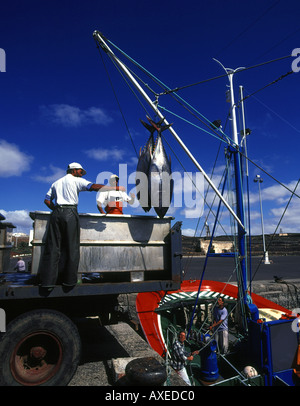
[136,280,295,386]
[93,31,300,386]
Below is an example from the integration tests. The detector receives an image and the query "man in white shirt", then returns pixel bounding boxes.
[97,174,135,215]
[40,163,125,289]
[14,258,26,272]
[210,296,229,354]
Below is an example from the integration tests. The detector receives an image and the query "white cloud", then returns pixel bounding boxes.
[269,200,300,232]
[32,165,65,183]
[180,206,204,219]
[40,104,113,127]
[250,180,299,204]
[182,228,200,237]
[0,139,33,177]
[84,148,125,161]
[0,209,32,234]
[249,180,300,233]
[263,181,299,201]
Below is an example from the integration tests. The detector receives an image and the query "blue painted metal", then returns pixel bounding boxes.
[187,171,228,338]
[255,318,299,386]
[230,145,248,303]
[200,339,219,382]
[207,253,237,258]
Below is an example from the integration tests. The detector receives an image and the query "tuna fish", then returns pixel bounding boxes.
[135,124,154,212]
[136,116,173,218]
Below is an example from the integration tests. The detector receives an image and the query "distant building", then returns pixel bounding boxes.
[0,215,16,272]
[199,238,234,254]
[182,233,300,256]
[12,233,29,247]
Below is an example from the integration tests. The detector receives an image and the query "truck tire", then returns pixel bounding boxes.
[0,309,81,386]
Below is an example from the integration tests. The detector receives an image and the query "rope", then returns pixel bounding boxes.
[96,37,300,290]
[238,71,294,105]
[104,36,235,143]
[158,55,292,96]
[157,105,228,144]
[97,37,300,202]
[96,43,139,158]
[249,178,300,285]
[187,171,229,338]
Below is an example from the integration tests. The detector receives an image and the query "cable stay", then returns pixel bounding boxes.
[238,70,294,105]
[95,32,300,202]
[95,30,300,296]
[96,33,242,265]
[99,33,295,153]
[95,31,300,387]
[93,30,245,229]
[94,31,300,293]
[160,54,293,96]
[157,104,231,145]
[96,42,140,158]
[249,178,300,286]
[99,32,237,145]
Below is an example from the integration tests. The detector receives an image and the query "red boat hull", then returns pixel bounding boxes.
[136,279,291,357]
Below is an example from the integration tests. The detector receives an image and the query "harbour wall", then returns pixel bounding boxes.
[251,279,300,311]
[182,233,300,256]
[118,279,300,332]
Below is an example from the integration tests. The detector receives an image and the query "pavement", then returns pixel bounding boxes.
[68,255,300,387]
[6,255,300,386]
[68,319,185,387]
[182,255,300,282]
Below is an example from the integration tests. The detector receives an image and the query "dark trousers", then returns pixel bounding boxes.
[39,206,80,287]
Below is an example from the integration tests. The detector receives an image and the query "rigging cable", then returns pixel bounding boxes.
[245,92,300,135]
[97,34,300,330]
[238,71,294,105]
[187,170,229,339]
[96,36,235,245]
[214,0,281,58]
[160,130,229,235]
[181,150,229,278]
[95,41,140,158]
[104,37,238,143]
[141,67,300,203]
[102,37,294,149]
[105,34,292,97]
[239,149,300,199]
[252,25,300,63]
[100,43,300,203]
[158,54,292,96]
[158,67,299,201]
[96,38,300,231]
[157,105,229,144]
[101,38,299,201]
[249,178,300,285]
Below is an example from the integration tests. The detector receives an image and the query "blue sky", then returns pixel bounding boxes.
[0,0,299,238]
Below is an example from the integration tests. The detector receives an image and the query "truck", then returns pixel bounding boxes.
[0,211,182,386]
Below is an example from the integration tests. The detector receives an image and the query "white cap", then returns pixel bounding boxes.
[67,162,87,175]
[109,174,119,185]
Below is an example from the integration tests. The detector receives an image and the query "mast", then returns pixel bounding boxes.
[93,31,244,230]
[214,60,248,303]
[240,86,253,293]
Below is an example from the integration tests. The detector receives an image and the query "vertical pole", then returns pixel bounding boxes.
[258,179,266,253]
[94,31,245,230]
[255,175,270,264]
[239,86,253,293]
[227,73,248,302]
